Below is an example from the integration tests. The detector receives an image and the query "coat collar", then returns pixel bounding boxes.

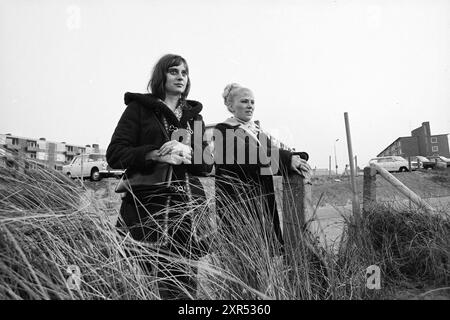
[220,117,261,146]
[124,92,203,126]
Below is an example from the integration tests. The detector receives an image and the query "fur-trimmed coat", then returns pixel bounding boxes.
[107,92,211,179]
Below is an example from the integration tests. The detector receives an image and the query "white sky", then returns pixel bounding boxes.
[1,0,449,171]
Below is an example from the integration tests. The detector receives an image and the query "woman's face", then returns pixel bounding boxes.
[229,88,255,122]
[165,63,188,96]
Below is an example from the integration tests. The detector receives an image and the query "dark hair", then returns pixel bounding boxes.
[147,54,191,100]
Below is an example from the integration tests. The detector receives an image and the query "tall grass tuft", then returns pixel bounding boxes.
[0,165,162,299]
[361,204,449,286]
[193,178,334,300]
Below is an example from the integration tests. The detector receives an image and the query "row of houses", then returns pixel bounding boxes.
[0,133,101,170]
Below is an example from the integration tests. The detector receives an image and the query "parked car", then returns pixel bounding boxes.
[100,164,125,179]
[428,155,450,168]
[62,154,102,181]
[369,156,410,172]
[411,156,436,170]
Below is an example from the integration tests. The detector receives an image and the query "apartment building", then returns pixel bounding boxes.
[377,122,450,158]
[0,133,100,170]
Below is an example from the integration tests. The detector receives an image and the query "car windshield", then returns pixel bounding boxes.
[440,156,450,161]
[417,156,429,161]
[89,154,106,161]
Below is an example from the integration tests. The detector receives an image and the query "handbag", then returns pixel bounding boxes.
[114,163,173,193]
[115,113,173,193]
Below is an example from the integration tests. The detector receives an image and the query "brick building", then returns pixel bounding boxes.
[0,133,100,170]
[377,122,449,158]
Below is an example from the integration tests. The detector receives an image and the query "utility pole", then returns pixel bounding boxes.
[334,139,339,175]
[80,150,84,187]
[329,155,331,177]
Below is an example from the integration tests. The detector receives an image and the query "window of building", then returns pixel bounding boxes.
[67,146,74,152]
[432,146,439,152]
[431,137,437,143]
[9,138,19,145]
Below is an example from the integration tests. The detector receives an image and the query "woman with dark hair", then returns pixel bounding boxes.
[107,54,212,299]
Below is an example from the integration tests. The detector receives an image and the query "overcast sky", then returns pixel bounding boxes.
[1,0,449,170]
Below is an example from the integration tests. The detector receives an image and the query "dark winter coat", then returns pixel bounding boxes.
[106,92,212,257]
[107,92,211,179]
[213,121,296,248]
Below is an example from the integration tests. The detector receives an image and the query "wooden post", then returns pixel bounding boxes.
[363,166,377,214]
[344,112,361,222]
[370,163,435,213]
[408,157,411,171]
[282,174,312,243]
[281,174,332,282]
[354,155,358,176]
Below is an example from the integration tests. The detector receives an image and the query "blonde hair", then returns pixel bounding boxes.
[222,83,243,109]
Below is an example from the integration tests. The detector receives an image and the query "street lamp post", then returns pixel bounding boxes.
[334,138,339,175]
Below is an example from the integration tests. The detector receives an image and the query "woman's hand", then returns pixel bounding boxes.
[158,153,191,165]
[158,140,192,158]
[145,148,192,165]
[291,155,312,182]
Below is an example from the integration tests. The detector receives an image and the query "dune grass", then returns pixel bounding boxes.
[0,163,449,300]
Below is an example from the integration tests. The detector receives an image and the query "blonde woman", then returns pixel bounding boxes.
[214,83,311,250]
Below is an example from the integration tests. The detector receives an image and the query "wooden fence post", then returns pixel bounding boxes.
[282,174,312,250]
[363,166,377,215]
